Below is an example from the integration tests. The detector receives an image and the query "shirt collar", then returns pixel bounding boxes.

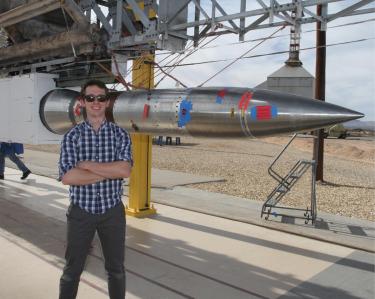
[83,119,108,131]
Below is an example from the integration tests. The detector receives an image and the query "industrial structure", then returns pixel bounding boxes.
[0,1,374,86]
[0,0,374,217]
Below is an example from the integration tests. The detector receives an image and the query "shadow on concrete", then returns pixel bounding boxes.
[152,215,375,273]
[0,181,371,299]
[320,180,375,190]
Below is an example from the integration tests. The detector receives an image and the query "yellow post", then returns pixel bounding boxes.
[125,54,156,217]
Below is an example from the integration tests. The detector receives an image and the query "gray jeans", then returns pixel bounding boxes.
[59,202,126,299]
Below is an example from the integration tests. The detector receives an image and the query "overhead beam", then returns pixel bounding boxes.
[122,6,137,35]
[239,0,246,41]
[212,0,239,31]
[168,0,374,31]
[191,0,210,20]
[244,13,269,34]
[0,0,60,28]
[327,0,374,21]
[93,3,113,33]
[0,29,93,63]
[166,0,191,25]
[61,0,90,28]
[125,0,151,28]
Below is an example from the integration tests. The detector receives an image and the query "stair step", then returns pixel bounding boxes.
[276,186,288,193]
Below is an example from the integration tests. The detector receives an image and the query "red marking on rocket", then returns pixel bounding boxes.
[238,91,253,110]
[256,106,272,120]
[74,102,81,116]
[143,104,150,119]
[218,89,227,98]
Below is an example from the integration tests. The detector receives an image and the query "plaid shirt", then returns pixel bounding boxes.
[59,120,132,214]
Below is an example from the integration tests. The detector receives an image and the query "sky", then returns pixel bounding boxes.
[124,0,375,121]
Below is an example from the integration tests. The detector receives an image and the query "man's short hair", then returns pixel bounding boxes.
[81,80,109,96]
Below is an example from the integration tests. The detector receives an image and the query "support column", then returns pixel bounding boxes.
[313,4,327,182]
[125,54,156,217]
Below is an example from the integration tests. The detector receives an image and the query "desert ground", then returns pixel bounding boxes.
[26,135,375,221]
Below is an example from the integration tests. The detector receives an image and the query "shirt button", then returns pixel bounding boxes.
[97,193,100,196]
[96,156,99,159]
[96,144,99,147]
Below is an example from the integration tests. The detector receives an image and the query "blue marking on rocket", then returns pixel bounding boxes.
[178,99,193,127]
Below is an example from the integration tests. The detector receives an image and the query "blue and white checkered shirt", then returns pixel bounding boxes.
[59,120,132,214]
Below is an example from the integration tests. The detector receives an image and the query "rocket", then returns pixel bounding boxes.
[40,87,364,137]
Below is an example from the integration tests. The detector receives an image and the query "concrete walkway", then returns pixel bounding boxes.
[0,149,374,298]
[8,149,375,252]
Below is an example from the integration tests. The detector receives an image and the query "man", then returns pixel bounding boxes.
[59,80,132,299]
[0,142,31,180]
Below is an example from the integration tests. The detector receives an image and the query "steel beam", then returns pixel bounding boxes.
[122,7,137,35]
[194,0,200,46]
[125,0,151,28]
[167,0,373,31]
[93,3,113,33]
[0,30,93,63]
[327,0,374,22]
[0,57,76,75]
[244,14,269,34]
[212,0,239,31]
[239,0,246,41]
[0,0,60,28]
[61,0,90,28]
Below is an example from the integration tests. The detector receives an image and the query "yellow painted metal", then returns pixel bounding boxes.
[125,54,156,217]
[125,1,157,21]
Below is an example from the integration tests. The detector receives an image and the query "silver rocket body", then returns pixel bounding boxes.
[40,87,364,137]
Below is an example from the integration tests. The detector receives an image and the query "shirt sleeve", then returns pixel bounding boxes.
[117,129,133,166]
[58,130,78,181]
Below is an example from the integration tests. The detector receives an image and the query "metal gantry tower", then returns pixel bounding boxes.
[1,0,374,84]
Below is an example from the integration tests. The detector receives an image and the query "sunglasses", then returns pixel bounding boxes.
[83,94,108,102]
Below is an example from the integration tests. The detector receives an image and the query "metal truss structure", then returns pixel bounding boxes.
[0,0,374,86]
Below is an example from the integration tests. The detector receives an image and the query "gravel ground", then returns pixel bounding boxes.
[151,136,375,221]
[25,136,375,221]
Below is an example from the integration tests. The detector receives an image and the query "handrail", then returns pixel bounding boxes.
[268,133,297,185]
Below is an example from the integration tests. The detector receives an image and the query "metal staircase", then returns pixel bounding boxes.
[261,134,317,224]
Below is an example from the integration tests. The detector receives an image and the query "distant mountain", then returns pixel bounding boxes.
[343,120,375,130]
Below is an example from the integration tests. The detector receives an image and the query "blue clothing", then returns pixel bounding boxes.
[59,120,132,214]
[0,142,29,175]
[0,142,23,155]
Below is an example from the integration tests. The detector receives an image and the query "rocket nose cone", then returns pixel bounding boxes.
[299,101,366,130]
[340,109,364,122]
[325,105,364,124]
[249,89,366,137]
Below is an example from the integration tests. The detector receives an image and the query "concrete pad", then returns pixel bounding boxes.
[0,228,107,299]
[146,186,375,252]
[125,169,225,189]
[279,250,375,299]
[6,147,375,252]
[1,168,374,299]
[6,148,375,252]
